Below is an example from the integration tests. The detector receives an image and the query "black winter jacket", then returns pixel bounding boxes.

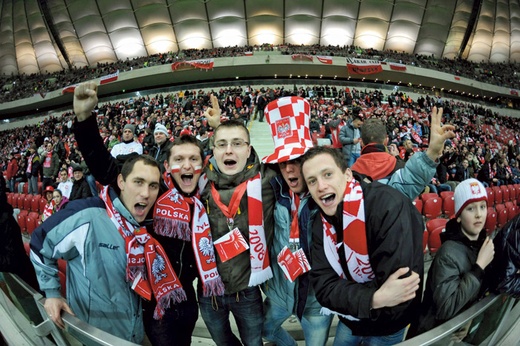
[309,178,424,336]
[417,219,487,334]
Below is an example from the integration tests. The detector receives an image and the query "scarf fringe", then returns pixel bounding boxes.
[154,217,191,241]
[248,267,273,287]
[153,288,188,320]
[128,266,146,281]
[203,277,226,297]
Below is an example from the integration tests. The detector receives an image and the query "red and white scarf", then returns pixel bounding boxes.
[154,172,225,297]
[100,187,186,319]
[43,151,52,168]
[211,172,272,286]
[321,179,375,319]
[42,200,55,221]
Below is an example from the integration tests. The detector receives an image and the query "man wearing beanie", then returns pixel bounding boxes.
[149,123,173,173]
[416,178,494,339]
[110,124,143,159]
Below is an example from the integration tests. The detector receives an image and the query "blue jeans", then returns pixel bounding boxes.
[349,153,360,168]
[333,322,405,346]
[8,178,15,193]
[143,300,198,346]
[199,286,263,346]
[263,297,332,346]
[27,175,38,195]
[85,174,98,196]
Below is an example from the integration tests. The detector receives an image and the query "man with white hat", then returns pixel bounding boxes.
[110,124,143,159]
[149,123,173,173]
[261,96,333,346]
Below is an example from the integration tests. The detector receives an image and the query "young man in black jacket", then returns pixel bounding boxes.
[301,146,423,345]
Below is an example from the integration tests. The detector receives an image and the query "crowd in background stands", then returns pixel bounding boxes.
[1,43,519,104]
[2,84,520,200]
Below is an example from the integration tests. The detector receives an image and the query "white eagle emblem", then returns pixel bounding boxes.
[169,193,182,204]
[199,237,213,257]
[152,253,168,284]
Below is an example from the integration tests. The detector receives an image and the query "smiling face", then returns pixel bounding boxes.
[279,158,306,194]
[117,160,160,223]
[164,143,203,194]
[302,152,351,216]
[212,126,251,175]
[458,200,487,240]
[154,132,167,146]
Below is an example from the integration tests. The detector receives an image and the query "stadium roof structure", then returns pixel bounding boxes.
[0,0,519,76]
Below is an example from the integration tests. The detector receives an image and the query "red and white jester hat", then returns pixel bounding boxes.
[262,96,314,164]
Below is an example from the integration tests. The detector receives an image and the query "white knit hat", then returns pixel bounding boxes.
[454,178,488,217]
[154,124,169,137]
[261,96,314,164]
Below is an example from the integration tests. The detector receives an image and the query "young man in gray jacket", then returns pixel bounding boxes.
[30,155,166,343]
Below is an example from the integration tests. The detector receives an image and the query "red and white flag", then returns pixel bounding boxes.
[317,56,333,64]
[244,51,253,56]
[389,63,406,71]
[62,84,78,94]
[100,70,119,85]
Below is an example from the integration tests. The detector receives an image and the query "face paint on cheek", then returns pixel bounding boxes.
[170,165,180,174]
[194,165,202,174]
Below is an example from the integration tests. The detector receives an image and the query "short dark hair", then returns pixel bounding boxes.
[165,135,204,162]
[300,146,347,180]
[120,155,160,181]
[213,119,250,143]
[360,118,387,145]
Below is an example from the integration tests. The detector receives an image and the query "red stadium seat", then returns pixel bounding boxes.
[495,203,508,229]
[422,196,442,220]
[505,201,518,221]
[509,185,517,202]
[39,197,47,214]
[23,194,32,211]
[420,193,439,202]
[413,198,423,214]
[485,187,494,206]
[7,192,13,206]
[17,209,29,233]
[426,218,448,235]
[484,208,497,236]
[500,185,510,202]
[493,186,503,205]
[31,195,41,213]
[22,183,28,194]
[428,226,445,255]
[26,212,40,236]
[11,194,19,209]
[440,192,455,218]
[37,182,43,195]
[16,193,26,209]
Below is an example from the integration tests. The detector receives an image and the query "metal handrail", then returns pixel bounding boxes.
[2,273,139,346]
[398,293,504,345]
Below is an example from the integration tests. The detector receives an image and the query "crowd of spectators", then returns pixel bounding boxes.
[2,81,520,200]
[1,43,519,104]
